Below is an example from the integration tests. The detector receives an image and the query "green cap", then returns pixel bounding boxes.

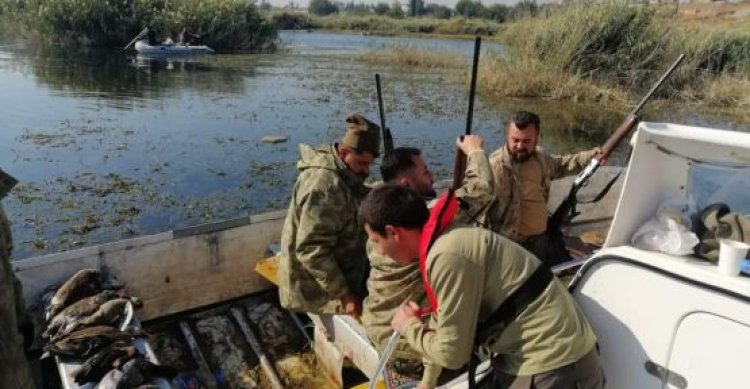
[341,113,381,157]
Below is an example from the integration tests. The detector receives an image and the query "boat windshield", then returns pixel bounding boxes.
[690,163,750,215]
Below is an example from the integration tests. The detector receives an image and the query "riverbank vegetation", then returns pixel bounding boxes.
[356,1,750,110]
[0,0,277,50]
[493,2,750,108]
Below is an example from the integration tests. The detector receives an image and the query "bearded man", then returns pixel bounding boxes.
[488,111,603,266]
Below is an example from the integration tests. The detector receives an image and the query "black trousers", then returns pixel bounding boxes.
[521,230,572,268]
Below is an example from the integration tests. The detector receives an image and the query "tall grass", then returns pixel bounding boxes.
[6,0,277,50]
[697,75,750,108]
[489,1,750,106]
[502,3,671,89]
[357,44,466,69]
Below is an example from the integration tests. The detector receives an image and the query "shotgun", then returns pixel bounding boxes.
[452,36,481,190]
[548,54,686,231]
[375,74,394,156]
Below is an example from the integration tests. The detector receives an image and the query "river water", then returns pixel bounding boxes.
[1,31,748,259]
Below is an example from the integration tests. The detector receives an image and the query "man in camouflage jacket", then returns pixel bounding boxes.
[279,113,381,316]
[362,135,494,370]
[1,168,35,388]
[488,111,602,266]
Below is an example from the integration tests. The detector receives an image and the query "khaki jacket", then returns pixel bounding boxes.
[401,225,597,388]
[488,146,597,241]
[361,150,495,359]
[279,144,370,314]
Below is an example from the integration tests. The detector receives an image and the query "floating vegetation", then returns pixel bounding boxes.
[20,131,75,148]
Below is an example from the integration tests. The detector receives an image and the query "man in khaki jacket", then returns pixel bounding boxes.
[361,135,494,374]
[1,168,35,389]
[279,113,380,317]
[488,111,602,266]
[360,185,604,389]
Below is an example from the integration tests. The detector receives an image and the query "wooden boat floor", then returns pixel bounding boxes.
[142,289,337,389]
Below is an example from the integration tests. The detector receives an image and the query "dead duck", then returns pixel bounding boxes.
[97,368,123,389]
[48,298,131,342]
[46,269,103,322]
[72,341,137,385]
[95,356,177,389]
[44,290,119,340]
[42,325,146,360]
[119,355,179,388]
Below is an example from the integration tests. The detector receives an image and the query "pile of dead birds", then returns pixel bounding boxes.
[41,269,177,388]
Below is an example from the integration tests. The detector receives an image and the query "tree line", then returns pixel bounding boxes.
[307,0,542,21]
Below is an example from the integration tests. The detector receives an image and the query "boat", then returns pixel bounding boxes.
[13,121,750,388]
[133,40,215,56]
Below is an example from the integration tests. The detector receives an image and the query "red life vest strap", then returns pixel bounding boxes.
[418,190,459,317]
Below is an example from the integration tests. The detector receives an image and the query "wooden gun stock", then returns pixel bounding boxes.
[549,54,685,230]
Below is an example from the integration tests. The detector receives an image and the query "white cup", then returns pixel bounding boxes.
[718,239,750,276]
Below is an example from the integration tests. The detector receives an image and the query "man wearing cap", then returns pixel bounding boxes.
[279,113,381,317]
[1,168,36,389]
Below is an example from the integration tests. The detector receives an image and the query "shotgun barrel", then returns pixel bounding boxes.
[375,74,394,156]
[452,36,482,190]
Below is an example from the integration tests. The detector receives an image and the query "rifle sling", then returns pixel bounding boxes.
[474,264,554,347]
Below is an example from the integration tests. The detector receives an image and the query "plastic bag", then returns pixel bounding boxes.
[631,214,700,256]
[658,196,697,230]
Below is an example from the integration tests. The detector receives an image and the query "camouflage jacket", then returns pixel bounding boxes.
[361,150,495,359]
[487,146,597,242]
[0,170,34,389]
[279,144,370,314]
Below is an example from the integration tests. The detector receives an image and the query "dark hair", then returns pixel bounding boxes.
[380,147,422,182]
[358,184,429,235]
[509,111,540,132]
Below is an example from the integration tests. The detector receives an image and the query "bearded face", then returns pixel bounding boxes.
[506,123,538,162]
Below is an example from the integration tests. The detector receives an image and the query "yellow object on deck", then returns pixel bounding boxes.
[350,380,386,389]
[255,256,280,286]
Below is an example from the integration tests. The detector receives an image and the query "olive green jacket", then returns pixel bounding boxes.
[279,144,370,314]
[488,146,597,241]
[361,150,495,360]
[401,225,597,388]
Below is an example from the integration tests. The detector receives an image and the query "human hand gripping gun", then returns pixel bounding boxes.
[548,54,686,231]
[369,38,483,389]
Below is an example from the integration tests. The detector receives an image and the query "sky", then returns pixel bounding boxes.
[268,0,536,8]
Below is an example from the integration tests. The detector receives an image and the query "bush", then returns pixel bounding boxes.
[309,0,338,16]
[455,0,485,18]
[423,4,452,19]
[373,3,389,16]
[20,0,277,50]
[270,12,313,30]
